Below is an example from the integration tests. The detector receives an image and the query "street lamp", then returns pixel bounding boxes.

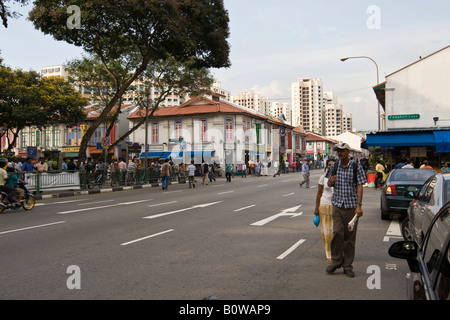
[340,56,381,131]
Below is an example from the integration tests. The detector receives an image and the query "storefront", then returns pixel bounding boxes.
[365,129,450,168]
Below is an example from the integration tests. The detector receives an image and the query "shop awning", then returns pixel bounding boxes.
[159,152,172,160]
[366,132,436,147]
[434,131,450,153]
[138,152,163,158]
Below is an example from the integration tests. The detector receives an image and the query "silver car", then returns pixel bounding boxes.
[402,173,450,245]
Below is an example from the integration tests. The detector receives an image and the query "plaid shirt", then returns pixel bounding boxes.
[325,160,367,209]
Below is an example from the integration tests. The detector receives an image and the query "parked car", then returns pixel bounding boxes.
[389,200,450,300]
[380,169,436,220]
[402,173,450,245]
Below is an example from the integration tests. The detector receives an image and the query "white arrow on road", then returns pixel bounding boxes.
[143,201,222,219]
[251,205,303,226]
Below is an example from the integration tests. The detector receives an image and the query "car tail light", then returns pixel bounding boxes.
[386,185,397,195]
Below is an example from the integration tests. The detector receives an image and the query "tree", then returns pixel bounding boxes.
[67,53,214,154]
[0,63,87,152]
[29,0,230,163]
[0,0,28,28]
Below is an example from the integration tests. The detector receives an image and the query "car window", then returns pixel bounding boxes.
[390,170,435,181]
[422,207,450,282]
[435,242,450,300]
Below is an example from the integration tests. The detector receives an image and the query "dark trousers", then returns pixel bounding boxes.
[331,206,358,270]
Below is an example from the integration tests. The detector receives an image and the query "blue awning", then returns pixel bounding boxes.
[187,151,214,158]
[434,131,450,153]
[138,152,163,158]
[159,152,172,160]
[366,132,436,147]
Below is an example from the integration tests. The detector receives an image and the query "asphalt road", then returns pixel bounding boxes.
[0,170,409,300]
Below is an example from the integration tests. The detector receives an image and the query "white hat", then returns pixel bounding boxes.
[334,142,351,151]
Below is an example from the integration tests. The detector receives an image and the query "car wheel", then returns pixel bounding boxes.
[401,217,413,241]
[380,200,391,220]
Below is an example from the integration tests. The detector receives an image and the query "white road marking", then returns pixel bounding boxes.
[282,193,295,197]
[57,199,153,214]
[35,199,85,206]
[120,229,174,246]
[0,221,66,235]
[233,205,256,212]
[277,239,306,260]
[78,200,115,206]
[148,201,178,208]
[383,219,403,242]
[257,184,268,188]
[218,191,234,195]
[251,205,303,226]
[143,201,222,219]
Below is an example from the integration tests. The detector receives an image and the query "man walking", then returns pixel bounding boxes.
[187,160,196,189]
[325,143,367,278]
[160,159,171,190]
[299,160,310,188]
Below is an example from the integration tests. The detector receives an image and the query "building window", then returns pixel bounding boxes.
[53,126,60,147]
[21,131,28,149]
[200,119,208,142]
[225,118,233,141]
[175,120,182,139]
[152,122,159,144]
[44,127,51,147]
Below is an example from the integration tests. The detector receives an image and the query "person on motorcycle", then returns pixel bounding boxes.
[6,166,27,203]
[0,158,17,206]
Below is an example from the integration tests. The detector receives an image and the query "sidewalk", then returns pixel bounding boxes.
[33,171,308,200]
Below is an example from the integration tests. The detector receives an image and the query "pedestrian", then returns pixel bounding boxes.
[22,157,37,172]
[256,160,261,176]
[187,160,196,188]
[441,162,449,173]
[35,157,48,173]
[420,160,433,170]
[201,161,209,185]
[273,160,280,177]
[225,163,232,182]
[325,143,367,278]
[375,160,385,188]
[299,160,310,188]
[314,160,335,263]
[241,162,247,178]
[160,158,171,190]
[208,163,216,182]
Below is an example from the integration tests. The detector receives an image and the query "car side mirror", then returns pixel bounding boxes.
[389,241,420,273]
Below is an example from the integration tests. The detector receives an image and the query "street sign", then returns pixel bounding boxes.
[27,146,37,159]
[388,114,420,120]
[101,137,110,148]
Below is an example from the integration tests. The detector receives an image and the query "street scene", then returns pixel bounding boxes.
[0,171,409,300]
[1,0,450,305]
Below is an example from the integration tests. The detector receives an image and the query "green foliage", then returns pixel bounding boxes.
[0,62,87,151]
[29,0,230,162]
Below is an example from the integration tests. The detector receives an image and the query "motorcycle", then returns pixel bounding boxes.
[0,182,36,213]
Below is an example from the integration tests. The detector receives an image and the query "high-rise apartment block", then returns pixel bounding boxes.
[271,102,292,124]
[232,91,271,116]
[291,78,323,134]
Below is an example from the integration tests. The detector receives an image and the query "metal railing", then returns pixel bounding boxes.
[21,168,186,194]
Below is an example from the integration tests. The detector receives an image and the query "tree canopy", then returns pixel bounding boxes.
[29,0,231,162]
[0,61,87,152]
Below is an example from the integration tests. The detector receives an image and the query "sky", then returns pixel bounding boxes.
[1,0,450,131]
